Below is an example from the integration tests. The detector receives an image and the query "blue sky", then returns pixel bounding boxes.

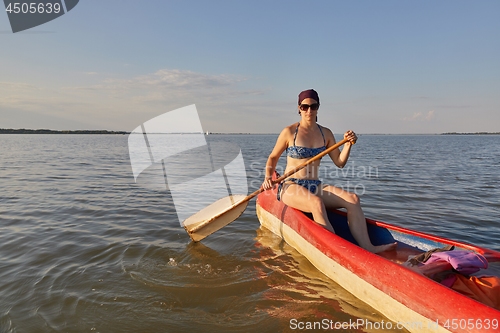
[1,0,499,133]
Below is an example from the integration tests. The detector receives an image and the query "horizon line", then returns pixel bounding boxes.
[1,128,499,136]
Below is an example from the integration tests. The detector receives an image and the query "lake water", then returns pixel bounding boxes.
[1,134,499,333]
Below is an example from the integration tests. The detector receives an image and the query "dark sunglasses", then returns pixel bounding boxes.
[299,103,320,111]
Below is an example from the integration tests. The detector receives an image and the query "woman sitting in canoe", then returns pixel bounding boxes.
[261,89,396,253]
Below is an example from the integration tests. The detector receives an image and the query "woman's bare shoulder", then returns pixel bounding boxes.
[318,125,336,144]
[279,123,298,138]
[269,123,297,156]
[318,124,334,136]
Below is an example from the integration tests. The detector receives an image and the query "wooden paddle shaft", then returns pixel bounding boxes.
[187,138,350,234]
[274,137,350,184]
[240,137,351,205]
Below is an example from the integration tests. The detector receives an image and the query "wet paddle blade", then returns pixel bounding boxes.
[183,195,249,242]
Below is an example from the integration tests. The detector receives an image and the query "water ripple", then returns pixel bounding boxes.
[0,134,499,332]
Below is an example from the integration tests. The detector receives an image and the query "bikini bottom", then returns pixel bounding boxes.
[277,178,322,201]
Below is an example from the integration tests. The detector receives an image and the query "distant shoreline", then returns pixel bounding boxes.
[1,128,499,135]
[441,132,500,135]
[0,129,257,135]
[0,129,129,135]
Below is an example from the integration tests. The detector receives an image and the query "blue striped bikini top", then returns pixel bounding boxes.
[286,123,327,159]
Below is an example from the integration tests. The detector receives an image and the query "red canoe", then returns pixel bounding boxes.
[256,175,500,333]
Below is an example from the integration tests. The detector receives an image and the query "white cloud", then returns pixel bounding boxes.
[0,69,271,131]
[403,110,435,121]
[85,69,245,93]
[64,69,261,103]
[425,110,435,120]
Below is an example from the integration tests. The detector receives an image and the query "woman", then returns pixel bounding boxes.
[261,89,396,253]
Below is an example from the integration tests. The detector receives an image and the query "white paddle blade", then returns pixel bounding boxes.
[183,195,249,242]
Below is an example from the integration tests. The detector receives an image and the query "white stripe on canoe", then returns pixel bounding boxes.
[256,204,451,333]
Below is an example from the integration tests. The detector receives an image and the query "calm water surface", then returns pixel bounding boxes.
[0,134,499,333]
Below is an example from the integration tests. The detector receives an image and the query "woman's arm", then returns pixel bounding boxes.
[262,127,290,190]
[325,128,357,168]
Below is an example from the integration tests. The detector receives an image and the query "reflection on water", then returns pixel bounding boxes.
[0,134,498,332]
[253,227,404,333]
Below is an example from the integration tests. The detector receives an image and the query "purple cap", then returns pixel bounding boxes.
[298,89,320,105]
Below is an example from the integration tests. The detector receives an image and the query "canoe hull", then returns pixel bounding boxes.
[256,186,500,333]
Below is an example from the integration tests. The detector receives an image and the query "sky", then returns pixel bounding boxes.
[0,0,499,134]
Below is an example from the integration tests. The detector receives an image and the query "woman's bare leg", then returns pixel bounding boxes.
[319,185,396,253]
[280,183,335,233]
